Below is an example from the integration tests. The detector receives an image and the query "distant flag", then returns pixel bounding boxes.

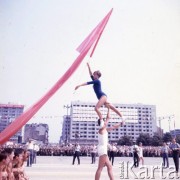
[0,9,113,144]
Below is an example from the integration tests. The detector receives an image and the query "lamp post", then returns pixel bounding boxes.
[64,105,71,144]
[157,116,165,137]
[167,115,175,132]
[157,115,175,137]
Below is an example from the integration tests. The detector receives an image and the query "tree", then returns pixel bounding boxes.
[163,132,172,143]
[117,135,133,146]
[151,133,163,146]
[136,133,152,146]
[175,135,180,144]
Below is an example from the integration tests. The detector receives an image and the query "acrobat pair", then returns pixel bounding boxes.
[75,62,124,121]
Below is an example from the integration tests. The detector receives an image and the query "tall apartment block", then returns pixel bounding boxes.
[24,123,49,144]
[0,103,24,143]
[60,101,157,144]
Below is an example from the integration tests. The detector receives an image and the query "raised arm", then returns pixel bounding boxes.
[87,62,93,76]
[107,121,124,132]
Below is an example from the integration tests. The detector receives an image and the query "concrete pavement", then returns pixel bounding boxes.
[25,156,179,180]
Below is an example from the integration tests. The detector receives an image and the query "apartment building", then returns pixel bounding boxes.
[61,101,157,144]
[24,123,49,144]
[0,103,24,143]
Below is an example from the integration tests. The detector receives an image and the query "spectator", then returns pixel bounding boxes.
[109,143,117,166]
[26,139,34,167]
[72,143,81,165]
[0,153,8,180]
[90,144,97,164]
[161,142,169,168]
[131,141,139,168]
[169,138,180,176]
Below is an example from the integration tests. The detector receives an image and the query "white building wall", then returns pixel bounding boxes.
[61,101,157,144]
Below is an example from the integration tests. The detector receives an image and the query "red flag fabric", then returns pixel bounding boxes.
[0,9,113,144]
[76,8,113,57]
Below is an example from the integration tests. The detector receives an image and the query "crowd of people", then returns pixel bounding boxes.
[0,147,29,180]
[30,143,177,158]
[1,142,178,158]
[0,139,40,180]
[0,141,179,159]
[0,139,179,179]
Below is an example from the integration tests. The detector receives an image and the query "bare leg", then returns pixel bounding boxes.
[95,96,107,120]
[139,157,144,165]
[95,155,107,180]
[105,102,122,118]
[105,156,114,180]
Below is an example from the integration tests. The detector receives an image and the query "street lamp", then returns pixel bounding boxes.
[64,105,71,144]
[64,105,71,116]
[157,116,165,137]
[157,115,175,137]
[167,115,175,132]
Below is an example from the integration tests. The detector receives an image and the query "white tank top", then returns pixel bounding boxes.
[98,130,108,146]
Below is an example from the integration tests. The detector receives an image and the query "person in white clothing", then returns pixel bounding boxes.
[138,142,144,166]
[26,139,34,167]
[95,108,124,180]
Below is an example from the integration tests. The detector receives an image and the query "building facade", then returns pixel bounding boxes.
[24,123,49,144]
[170,129,180,137]
[60,101,157,145]
[0,103,24,143]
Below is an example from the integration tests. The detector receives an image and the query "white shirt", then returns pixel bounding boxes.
[132,145,139,153]
[26,142,34,150]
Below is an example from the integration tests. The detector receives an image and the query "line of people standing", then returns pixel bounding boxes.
[26,139,40,167]
[131,138,180,176]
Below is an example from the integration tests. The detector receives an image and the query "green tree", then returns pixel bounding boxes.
[151,133,163,146]
[117,135,133,145]
[163,132,172,143]
[136,133,152,146]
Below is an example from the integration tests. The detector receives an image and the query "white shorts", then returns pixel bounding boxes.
[98,145,107,156]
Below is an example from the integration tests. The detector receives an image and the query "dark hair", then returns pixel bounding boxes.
[14,148,24,158]
[1,148,14,158]
[0,153,7,162]
[4,148,14,155]
[98,119,100,126]
[97,118,105,126]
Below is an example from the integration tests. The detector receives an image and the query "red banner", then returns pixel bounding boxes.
[0,9,113,144]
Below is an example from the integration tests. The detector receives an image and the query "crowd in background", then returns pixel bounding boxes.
[1,142,178,158]
[1,140,179,179]
[1,142,176,157]
[36,143,178,157]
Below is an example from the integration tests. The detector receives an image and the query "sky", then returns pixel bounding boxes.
[0,0,180,143]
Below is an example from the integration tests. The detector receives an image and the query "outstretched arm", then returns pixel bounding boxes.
[87,62,93,76]
[75,82,88,90]
[107,121,124,132]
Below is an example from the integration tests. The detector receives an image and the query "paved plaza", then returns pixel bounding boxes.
[25,156,179,180]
